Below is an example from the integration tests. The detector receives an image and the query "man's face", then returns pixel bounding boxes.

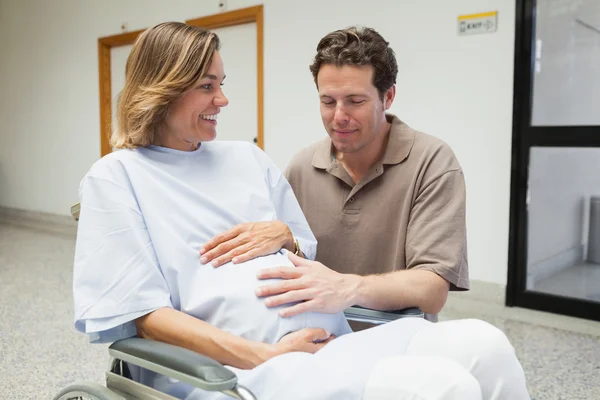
[317,64,393,155]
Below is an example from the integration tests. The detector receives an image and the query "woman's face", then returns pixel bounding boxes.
[159,51,229,151]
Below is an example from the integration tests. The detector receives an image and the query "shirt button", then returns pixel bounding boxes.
[349,197,355,203]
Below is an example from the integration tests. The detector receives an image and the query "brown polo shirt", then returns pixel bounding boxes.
[285,114,469,317]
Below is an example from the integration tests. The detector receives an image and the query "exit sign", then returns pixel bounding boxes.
[458,11,498,35]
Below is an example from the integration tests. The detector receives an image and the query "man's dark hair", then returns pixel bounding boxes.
[309,26,398,99]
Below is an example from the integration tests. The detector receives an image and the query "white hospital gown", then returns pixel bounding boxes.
[73,141,431,400]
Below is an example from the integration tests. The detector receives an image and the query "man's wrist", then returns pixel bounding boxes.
[346,274,366,307]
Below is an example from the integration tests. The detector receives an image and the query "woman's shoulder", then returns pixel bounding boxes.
[85,148,142,179]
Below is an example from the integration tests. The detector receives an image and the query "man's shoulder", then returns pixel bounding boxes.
[411,128,456,158]
[408,127,461,172]
[286,138,328,176]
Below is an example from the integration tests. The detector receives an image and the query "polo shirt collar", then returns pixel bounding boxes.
[382,114,415,165]
[311,113,415,170]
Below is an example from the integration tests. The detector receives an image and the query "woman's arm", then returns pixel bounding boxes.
[135,307,331,369]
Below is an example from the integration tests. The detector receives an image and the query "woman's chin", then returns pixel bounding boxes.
[196,132,217,142]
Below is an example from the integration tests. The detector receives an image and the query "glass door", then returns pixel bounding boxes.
[508,0,600,321]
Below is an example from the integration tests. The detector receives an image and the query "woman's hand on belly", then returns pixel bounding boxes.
[273,328,335,356]
[199,221,294,267]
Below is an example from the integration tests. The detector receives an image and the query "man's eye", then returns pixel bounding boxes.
[321,101,335,106]
[350,100,365,104]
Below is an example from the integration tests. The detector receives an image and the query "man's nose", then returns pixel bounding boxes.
[333,106,349,125]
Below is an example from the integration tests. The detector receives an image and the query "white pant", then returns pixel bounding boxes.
[182,318,530,400]
[363,319,531,400]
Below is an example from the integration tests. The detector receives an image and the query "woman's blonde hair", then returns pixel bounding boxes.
[111,22,220,149]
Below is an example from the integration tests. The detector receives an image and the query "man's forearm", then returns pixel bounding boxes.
[351,269,450,314]
[135,307,274,370]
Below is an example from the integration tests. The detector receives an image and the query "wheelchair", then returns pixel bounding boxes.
[57,204,424,400]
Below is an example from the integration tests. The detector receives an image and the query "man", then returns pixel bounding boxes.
[198,26,531,399]
[200,26,468,322]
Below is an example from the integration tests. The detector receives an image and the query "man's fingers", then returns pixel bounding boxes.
[256,266,302,280]
[287,251,307,266]
[279,299,319,317]
[254,279,304,298]
[256,279,306,298]
[262,288,312,308]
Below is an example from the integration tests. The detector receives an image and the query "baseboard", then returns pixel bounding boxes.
[527,244,585,289]
[0,206,77,236]
[441,279,600,338]
[449,280,506,305]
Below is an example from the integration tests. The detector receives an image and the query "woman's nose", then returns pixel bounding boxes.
[215,90,229,107]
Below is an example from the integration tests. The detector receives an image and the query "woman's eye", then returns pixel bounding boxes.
[321,101,335,106]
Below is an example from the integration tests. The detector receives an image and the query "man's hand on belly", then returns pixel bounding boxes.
[200,221,294,267]
[255,253,361,317]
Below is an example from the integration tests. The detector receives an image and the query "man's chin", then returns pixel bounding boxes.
[330,139,358,154]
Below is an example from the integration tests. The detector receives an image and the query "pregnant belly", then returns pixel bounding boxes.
[180,251,351,343]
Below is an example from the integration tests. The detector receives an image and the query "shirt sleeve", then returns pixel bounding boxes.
[405,169,470,290]
[73,159,173,343]
[250,145,318,260]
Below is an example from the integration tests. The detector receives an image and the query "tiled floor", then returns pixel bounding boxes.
[1,222,599,400]
[534,263,600,302]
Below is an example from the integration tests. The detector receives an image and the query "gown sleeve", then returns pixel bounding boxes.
[72,158,173,343]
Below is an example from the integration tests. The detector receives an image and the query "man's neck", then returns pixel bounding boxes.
[336,121,391,184]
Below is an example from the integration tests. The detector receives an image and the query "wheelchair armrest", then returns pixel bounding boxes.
[344,306,424,324]
[71,202,80,221]
[108,337,238,393]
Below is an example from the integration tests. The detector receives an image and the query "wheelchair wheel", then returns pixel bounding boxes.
[53,381,126,400]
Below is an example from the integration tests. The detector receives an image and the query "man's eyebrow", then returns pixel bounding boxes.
[319,93,367,98]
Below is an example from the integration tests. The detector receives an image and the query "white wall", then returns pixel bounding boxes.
[0,0,516,285]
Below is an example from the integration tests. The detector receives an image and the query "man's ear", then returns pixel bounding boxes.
[384,85,396,110]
